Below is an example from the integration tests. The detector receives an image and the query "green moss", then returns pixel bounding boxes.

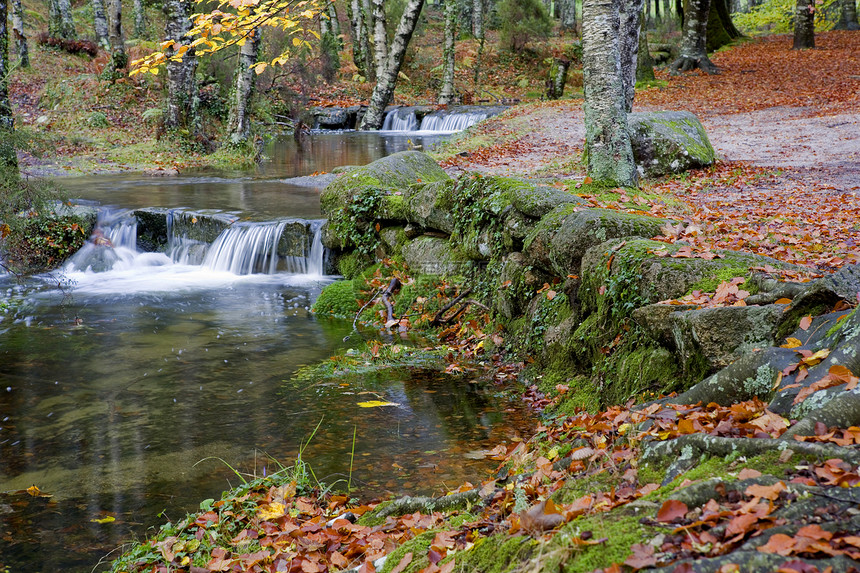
[827,307,858,338]
[312,280,360,318]
[686,266,754,295]
[553,514,648,572]
[337,252,366,279]
[378,532,437,573]
[450,533,536,573]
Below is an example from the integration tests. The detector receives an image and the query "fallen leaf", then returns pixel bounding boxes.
[357,401,399,408]
[657,499,688,523]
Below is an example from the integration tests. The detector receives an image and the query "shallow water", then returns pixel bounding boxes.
[0,131,536,572]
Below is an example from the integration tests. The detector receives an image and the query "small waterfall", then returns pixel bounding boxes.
[165,210,210,266]
[203,221,288,275]
[382,108,419,131]
[64,208,143,273]
[419,111,488,132]
[283,220,325,276]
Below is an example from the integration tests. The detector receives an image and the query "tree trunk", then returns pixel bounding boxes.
[834,0,860,29]
[706,0,740,51]
[359,0,425,130]
[0,0,16,170]
[560,0,576,30]
[11,0,28,68]
[714,0,741,36]
[49,0,77,39]
[163,0,198,133]
[620,0,645,112]
[582,0,637,187]
[320,8,340,82]
[328,3,343,47]
[370,0,388,83]
[792,0,815,49]
[133,0,146,38]
[103,0,128,79]
[472,0,485,36]
[439,0,457,104]
[92,0,110,49]
[637,12,656,81]
[644,0,652,27]
[348,0,370,77]
[664,0,674,21]
[655,0,662,24]
[227,28,261,145]
[670,0,718,73]
[546,57,570,99]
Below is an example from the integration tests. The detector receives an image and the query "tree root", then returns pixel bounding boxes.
[430,287,474,326]
[669,54,720,75]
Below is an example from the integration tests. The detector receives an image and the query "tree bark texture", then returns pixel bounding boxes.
[328,3,342,46]
[348,0,371,77]
[835,0,860,29]
[133,0,146,38]
[545,57,570,99]
[636,12,656,81]
[619,0,645,112]
[11,0,28,67]
[359,0,425,130]
[793,0,815,49]
[560,0,576,30]
[671,0,718,73]
[320,8,340,81]
[105,0,128,77]
[227,28,261,145]
[370,0,388,83]
[439,0,457,104]
[49,0,77,39]
[0,0,16,170]
[92,0,110,49]
[472,0,485,36]
[164,0,199,132]
[581,0,637,187]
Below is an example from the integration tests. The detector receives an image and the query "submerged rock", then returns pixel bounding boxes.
[628,111,715,178]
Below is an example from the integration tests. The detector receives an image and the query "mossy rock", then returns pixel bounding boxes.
[628,111,715,178]
[401,235,468,276]
[525,208,672,276]
[312,280,360,317]
[320,151,450,218]
[403,179,456,234]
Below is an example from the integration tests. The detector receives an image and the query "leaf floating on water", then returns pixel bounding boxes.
[26,485,41,497]
[90,516,116,524]
[356,400,399,408]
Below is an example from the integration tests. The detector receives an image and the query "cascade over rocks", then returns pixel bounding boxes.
[628,111,716,177]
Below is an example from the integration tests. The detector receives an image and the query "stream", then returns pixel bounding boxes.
[0,129,537,572]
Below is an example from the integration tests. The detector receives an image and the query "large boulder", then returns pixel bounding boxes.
[525,207,672,276]
[404,180,456,234]
[628,111,715,178]
[321,151,451,218]
[401,236,467,276]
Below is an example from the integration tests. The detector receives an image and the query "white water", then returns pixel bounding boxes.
[381,108,490,133]
[60,208,328,295]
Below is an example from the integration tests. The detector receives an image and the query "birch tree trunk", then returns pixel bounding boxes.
[133,0,146,38]
[473,0,485,88]
[582,0,637,187]
[439,0,457,104]
[834,0,860,29]
[560,0,576,31]
[320,8,340,81]
[328,3,342,46]
[227,28,261,145]
[359,0,425,130]
[49,0,77,39]
[636,12,656,80]
[164,0,198,133]
[370,0,388,83]
[792,0,815,48]
[92,0,110,49]
[670,0,718,73]
[348,0,371,77]
[11,0,28,68]
[103,0,128,78]
[0,0,16,170]
[619,0,645,112]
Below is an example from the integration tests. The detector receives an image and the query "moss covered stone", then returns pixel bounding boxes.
[401,236,469,276]
[628,111,715,178]
[312,280,360,317]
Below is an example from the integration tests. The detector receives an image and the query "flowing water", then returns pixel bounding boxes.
[0,131,537,572]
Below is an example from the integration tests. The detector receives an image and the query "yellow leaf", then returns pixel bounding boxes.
[26,485,41,497]
[801,348,830,367]
[546,447,559,461]
[90,516,116,524]
[149,68,159,75]
[292,37,302,46]
[257,503,286,520]
[774,298,793,304]
[253,62,268,74]
[301,9,315,18]
[357,401,399,408]
[781,337,802,349]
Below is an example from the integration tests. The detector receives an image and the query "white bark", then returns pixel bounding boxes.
[227,28,261,145]
[92,0,110,49]
[348,0,371,76]
[582,0,637,187]
[359,0,425,130]
[164,0,198,132]
[439,0,457,104]
[619,0,644,112]
[370,0,388,82]
[133,0,146,38]
[11,0,27,67]
[49,0,77,39]
[472,0,485,37]
[560,0,576,30]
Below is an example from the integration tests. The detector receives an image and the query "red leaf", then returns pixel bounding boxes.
[757,533,796,556]
[624,543,658,569]
[656,499,688,523]
[388,552,413,573]
[799,315,813,331]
